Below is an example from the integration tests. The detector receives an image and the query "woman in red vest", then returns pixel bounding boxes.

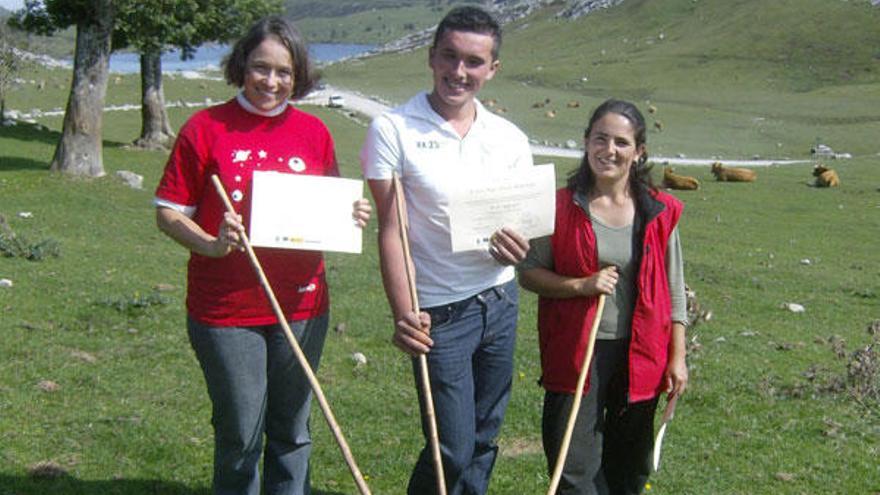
[519,99,688,495]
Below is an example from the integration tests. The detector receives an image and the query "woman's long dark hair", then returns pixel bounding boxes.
[567,99,655,198]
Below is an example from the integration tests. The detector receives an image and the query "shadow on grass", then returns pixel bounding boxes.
[0,475,348,494]
[0,155,51,172]
[0,121,61,146]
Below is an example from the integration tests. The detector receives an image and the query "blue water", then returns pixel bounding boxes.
[106,43,374,74]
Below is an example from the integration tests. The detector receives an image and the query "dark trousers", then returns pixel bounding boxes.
[542,339,658,495]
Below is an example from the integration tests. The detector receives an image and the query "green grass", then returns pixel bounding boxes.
[3,97,879,495]
[3,0,880,492]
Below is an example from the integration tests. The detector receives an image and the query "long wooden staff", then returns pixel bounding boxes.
[546,293,607,495]
[211,175,371,495]
[392,172,447,495]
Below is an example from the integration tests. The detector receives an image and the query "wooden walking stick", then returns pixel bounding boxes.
[546,293,607,495]
[210,175,372,495]
[392,172,447,495]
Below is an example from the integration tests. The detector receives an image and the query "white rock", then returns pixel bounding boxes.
[115,170,143,190]
[0,279,12,288]
[782,302,805,313]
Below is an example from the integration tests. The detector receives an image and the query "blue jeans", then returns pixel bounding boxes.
[188,314,329,495]
[407,279,519,495]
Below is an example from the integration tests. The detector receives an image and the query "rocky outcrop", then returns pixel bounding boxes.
[377,1,559,54]
[556,0,626,19]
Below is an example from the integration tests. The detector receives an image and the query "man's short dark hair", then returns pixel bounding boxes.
[432,6,502,60]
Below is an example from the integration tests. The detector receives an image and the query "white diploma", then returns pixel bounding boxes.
[448,163,556,252]
[249,171,363,253]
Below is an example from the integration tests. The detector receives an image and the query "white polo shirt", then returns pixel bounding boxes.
[361,92,534,307]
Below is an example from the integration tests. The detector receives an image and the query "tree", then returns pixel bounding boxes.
[114,0,282,150]
[11,0,114,177]
[0,24,26,121]
[10,0,282,175]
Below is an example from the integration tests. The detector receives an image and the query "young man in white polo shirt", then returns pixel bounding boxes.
[361,6,533,494]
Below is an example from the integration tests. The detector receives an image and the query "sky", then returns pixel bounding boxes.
[0,0,23,11]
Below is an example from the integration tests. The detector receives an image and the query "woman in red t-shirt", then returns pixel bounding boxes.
[154,16,370,495]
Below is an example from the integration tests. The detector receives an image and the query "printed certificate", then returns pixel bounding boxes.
[448,163,556,252]
[249,171,363,253]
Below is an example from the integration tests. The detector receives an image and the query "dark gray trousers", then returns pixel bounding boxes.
[542,339,658,495]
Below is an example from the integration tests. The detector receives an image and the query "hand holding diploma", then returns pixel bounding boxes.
[488,227,530,265]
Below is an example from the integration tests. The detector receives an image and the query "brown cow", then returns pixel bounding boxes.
[711,162,756,182]
[812,164,840,187]
[662,167,700,190]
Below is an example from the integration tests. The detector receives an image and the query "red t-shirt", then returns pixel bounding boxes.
[155,98,339,326]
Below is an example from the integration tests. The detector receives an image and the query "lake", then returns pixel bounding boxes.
[106,43,375,74]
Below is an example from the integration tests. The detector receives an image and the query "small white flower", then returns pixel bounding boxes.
[782,302,805,313]
[351,352,367,366]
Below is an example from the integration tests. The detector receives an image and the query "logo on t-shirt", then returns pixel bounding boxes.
[288,157,306,172]
[232,149,252,163]
[416,140,440,150]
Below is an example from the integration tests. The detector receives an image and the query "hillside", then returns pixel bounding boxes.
[324,0,880,159]
[284,0,482,43]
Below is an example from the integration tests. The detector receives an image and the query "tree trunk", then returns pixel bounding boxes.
[50,0,114,177]
[133,50,175,150]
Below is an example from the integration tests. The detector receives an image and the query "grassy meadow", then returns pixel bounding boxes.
[2,1,880,493]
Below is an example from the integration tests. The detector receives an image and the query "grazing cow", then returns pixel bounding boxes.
[648,104,657,114]
[654,120,663,132]
[482,98,497,108]
[545,110,557,118]
[812,164,840,187]
[711,162,757,182]
[532,102,545,108]
[662,167,700,190]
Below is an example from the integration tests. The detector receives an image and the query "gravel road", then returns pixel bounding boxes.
[304,86,809,167]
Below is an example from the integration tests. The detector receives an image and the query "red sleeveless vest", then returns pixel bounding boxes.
[538,187,682,402]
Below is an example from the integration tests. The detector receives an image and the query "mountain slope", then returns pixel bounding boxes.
[325,0,880,158]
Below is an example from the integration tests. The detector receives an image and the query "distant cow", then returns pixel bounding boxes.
[662,167,700,190]
[566,100,581,108]
[711,162,756,182]
[812,164,840,187]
